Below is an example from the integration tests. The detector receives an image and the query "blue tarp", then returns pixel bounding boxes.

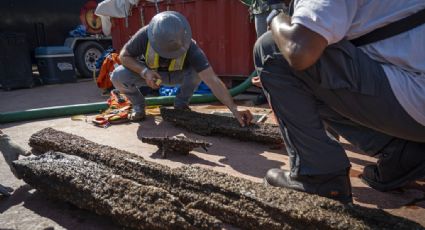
[159,82,211,96]
[69,25,88,37]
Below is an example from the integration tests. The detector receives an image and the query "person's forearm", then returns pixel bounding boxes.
[210,78,238,113]
[119,50,147,77]
[199,68,238,113]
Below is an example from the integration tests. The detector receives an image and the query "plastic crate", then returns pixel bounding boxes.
[35,46,77,84]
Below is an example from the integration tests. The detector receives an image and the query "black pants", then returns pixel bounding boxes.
[254,31,425,176]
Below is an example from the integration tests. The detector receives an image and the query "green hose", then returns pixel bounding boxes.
[0,72,256,124]
[239,0,253,7]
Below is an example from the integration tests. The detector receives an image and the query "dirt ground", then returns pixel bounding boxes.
[1,80,425,229]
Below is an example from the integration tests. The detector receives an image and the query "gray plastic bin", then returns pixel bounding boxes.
[35,46,76,84]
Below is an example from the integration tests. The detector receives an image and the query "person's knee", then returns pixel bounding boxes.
[253,31,276,70]
[110,65,137,85]
[110,65,125,84]
[254,31,292,75]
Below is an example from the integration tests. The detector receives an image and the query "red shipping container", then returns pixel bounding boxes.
[111,0,256,77]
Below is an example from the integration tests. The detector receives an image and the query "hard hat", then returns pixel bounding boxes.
[147,11,192,59]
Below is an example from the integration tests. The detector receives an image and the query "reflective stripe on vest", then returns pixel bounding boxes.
[145,41,187,72]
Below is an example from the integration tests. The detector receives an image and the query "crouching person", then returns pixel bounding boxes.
[111,11,252,126]
[255,0,425,203]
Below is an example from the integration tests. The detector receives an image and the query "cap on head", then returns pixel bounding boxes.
[147,11,192,59]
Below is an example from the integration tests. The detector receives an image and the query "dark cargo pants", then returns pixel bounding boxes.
[254,31,425,176]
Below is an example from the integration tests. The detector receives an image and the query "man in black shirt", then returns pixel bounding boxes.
[111,11,252,125]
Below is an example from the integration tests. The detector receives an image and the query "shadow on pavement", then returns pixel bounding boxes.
[137,116,284,179]
[150,148,225,168]
[353,184,425,210]
[0,184,121,230]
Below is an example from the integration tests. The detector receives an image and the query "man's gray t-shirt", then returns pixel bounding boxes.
[292,0,425,126]
[123,26,210,73]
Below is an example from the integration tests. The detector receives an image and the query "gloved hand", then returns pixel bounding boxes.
[0,132,30,179]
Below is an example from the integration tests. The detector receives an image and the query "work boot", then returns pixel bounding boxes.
[362,139,425,192]
[264,168,353,203]
[128,110,146,122]
[174,104,191,111]
[128,104,146,122]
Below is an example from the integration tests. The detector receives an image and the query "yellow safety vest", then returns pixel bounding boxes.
[145,41,187,72]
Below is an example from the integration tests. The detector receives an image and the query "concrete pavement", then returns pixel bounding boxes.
[1,81,424,229]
